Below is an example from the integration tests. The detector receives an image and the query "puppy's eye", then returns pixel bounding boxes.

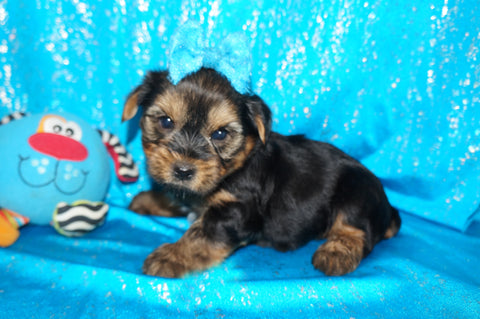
[159,116,174,129]
[211,128,228,141]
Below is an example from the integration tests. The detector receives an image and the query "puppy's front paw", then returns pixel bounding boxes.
[129,191,156,215]
[142,244,188,278]
[129,191,186,217]
[143,219,232,278]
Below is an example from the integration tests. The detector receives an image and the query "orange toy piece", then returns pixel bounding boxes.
[0,208,29,247]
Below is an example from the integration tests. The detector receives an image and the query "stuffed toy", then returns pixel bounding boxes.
[0,111,138,247]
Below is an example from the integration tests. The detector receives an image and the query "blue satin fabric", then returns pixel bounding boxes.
[1,1,479,317]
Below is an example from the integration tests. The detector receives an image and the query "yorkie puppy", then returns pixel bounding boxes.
[122,67,401,278]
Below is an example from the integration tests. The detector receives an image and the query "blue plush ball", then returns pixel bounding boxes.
[0,112,110,225]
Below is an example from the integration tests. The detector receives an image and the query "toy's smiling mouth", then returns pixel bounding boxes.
[18,155,88,195]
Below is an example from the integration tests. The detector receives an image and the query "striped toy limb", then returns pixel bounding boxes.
[97,130,139,183]
[0,111,28,126]
[52,201,109,237]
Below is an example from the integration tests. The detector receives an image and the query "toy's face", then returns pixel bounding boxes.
[20,115,89,195]
[0,113,110,224]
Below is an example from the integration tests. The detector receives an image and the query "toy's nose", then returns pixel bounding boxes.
[28,133,88,161]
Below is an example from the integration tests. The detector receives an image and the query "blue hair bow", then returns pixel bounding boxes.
[167,21,252,94]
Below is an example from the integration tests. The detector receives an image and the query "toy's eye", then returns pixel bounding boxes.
[43,117,66,135]
[42,117,82,141]
[53,125,62,133]
[159,116,174,130]
[64,122,83,141]
[211,128,228,141]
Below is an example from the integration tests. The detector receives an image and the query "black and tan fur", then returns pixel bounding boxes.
[123,68,401,278]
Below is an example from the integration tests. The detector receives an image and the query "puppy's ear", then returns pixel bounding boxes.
[122,71,172,122]
[122,86,142,122]
[244,95,272,144]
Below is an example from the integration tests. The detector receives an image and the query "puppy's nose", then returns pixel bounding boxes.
[173,163,196,181]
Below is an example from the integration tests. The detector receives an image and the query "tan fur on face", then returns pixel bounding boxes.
[205,100,241,133]
[205,100,245,163]
[140,84,260,195]
[312,214,366,276]
[151,89,188,127]
[228,135,256,172]
[144,141,223,194]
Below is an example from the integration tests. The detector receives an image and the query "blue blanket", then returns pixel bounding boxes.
[1,0,479,317]
[2,208,479,318]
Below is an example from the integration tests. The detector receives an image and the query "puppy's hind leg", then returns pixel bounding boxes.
[312,213,366,276]
[384,207,401,239]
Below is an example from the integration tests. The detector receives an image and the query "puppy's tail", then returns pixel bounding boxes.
[384,206,401,239]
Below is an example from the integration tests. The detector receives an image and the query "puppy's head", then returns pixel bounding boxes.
[123,68,271,195]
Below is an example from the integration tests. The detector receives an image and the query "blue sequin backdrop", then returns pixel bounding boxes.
[1,0,479,231]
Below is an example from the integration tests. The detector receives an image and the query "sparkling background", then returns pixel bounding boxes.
[1,2,480,318]
[1,0,479,231]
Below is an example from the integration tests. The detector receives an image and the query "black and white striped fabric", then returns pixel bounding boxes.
[0,111,28,126]
[98,129,139,182]
[53,201,109,237]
